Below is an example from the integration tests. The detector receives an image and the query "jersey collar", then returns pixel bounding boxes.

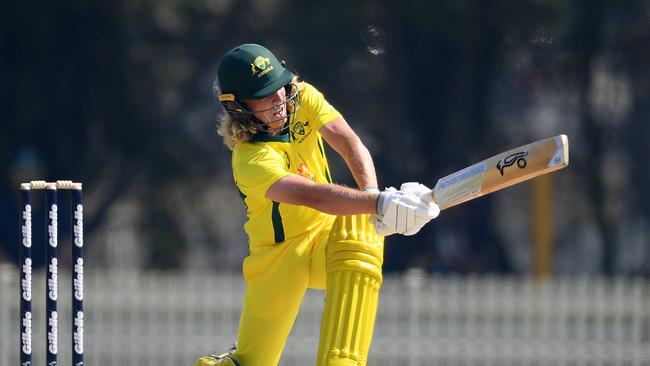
[250,132,290,143]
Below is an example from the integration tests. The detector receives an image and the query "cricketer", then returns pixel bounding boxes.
[196,44,440,366]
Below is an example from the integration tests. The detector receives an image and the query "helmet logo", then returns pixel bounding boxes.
[251,56,273,77]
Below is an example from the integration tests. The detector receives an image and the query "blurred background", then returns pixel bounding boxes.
[1,0,649,365]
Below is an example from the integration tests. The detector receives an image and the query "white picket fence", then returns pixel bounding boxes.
[1,267,648,366]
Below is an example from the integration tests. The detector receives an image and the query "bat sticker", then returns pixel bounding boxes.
[433,162,486,207]
[496,151,528,176]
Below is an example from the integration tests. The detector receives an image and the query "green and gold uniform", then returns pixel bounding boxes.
[207,82,384,366]
[233,81,338,249]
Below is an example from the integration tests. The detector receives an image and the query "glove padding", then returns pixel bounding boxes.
[399,182,434,202]
[373,182,440,236]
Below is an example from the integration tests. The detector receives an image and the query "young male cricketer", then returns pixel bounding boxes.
[197,44,440,366]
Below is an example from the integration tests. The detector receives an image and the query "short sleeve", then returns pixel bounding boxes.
[299,82,343,129]
[233,144,291,199]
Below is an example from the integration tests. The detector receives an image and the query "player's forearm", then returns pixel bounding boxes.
[319,118,379,190]
[340,137,378,190]
[294,183,378,215]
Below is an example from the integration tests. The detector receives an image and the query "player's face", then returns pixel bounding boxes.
[244,87,287,132]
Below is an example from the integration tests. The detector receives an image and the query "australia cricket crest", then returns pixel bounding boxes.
[291,121,312,143]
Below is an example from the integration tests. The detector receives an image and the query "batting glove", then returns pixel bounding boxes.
[373,183,439,236]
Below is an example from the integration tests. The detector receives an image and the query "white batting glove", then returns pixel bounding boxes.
[373,185,439,236]
[397,182,440,235]
[399,182,432,200]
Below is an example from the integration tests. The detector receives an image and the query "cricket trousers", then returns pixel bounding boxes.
[231,214,384,366]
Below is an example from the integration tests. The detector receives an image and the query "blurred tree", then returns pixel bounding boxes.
[1,0,648,274]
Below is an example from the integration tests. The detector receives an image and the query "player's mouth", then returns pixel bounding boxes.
[273,104,286,119]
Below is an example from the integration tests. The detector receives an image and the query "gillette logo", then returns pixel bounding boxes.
[48,204,58,248]
[22,258,32,301]
[74,258,83,301]
[73,311,84,355]
[48,258,58,301]
[74,204,83,247]
[22,311,32,355]
[22,204,32,248]
[48,311,58,355]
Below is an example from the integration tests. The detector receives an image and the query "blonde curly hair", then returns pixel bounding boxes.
[216,112,257,151]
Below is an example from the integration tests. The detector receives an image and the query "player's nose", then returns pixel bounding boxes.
[271,88,284,103]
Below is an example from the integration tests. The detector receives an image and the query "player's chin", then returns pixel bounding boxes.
[267,118,288,132]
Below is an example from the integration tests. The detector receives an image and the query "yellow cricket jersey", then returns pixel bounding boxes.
[232,82,340,247]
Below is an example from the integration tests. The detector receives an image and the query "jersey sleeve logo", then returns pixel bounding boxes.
[290,121,313,143]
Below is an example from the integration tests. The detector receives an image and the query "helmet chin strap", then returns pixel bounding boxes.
[250,115,290,135]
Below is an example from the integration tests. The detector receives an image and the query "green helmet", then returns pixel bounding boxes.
[214,44,299,134]
[217,43,294,100]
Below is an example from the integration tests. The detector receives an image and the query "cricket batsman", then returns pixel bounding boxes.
[197,43,440,366]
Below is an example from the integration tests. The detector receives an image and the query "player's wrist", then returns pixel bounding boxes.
[363,187,381,214]
[375,192,387,215]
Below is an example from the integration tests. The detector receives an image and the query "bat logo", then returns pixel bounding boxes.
[496,151,528,176]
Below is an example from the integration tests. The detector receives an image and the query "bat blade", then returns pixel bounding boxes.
[430,134,569,211]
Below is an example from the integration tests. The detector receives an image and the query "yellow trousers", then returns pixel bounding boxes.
[232,215,384,366]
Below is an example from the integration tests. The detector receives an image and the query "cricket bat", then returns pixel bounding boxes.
[425,134,569,210]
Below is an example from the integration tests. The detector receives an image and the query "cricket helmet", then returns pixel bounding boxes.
[213,44,300,134]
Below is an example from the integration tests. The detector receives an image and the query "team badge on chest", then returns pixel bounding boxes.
[291,121,313,143]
